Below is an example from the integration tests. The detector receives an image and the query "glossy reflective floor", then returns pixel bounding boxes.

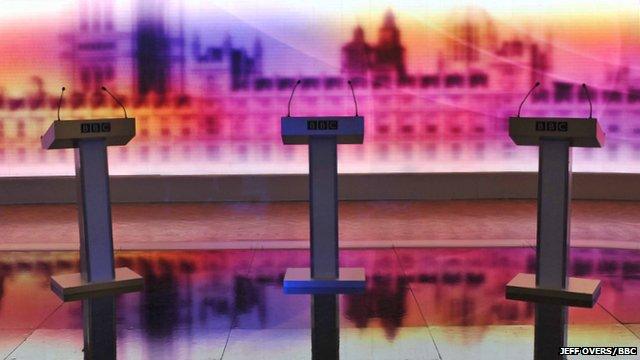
[1,248,640,359]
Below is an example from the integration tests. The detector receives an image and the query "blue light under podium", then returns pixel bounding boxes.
[283,267,366,294]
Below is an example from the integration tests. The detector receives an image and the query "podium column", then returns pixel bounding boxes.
[75,138,118,360]
[309,136,339,279]
[535,139,571,359]
[76,138,115,283]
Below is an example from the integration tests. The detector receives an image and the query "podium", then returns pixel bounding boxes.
[505,117,605,359]
[42,118,143,299]
[42,118,143,358]
[281,116,366,294]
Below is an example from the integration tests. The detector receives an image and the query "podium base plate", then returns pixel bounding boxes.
[283,267,366,294]
[51,267,144,302]
[506,273,601,308]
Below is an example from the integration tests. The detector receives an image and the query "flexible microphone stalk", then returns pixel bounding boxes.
[517,81,540,117]
[348,80,359,116]
[287,80,301,117]
[57,86,65,121]
[101,86,128,118]
[582,83,593,119]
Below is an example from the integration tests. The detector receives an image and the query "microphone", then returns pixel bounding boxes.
[517,81,540,117]
[286,80,301,117]
[101,86,128,118]
[57,86,65,121]
[348,80,359,116]
[582,83,593,119]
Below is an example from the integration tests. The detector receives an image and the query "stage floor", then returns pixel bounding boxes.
[1,200,639,358]
[0,248,639,359]
[1,200,640,250]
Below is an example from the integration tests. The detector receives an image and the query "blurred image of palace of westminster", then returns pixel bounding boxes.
[1,0,640,175]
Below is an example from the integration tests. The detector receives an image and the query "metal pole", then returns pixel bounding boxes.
[308,136,339,280]
[535,139,572,360]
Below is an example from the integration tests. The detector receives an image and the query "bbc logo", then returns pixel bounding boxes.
[307,120,338,131]
[535,121,568,132]
[80,122,111,134]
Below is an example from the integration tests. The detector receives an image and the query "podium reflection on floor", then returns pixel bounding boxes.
[82,295,116,360]
[1,248,639,359]
[312,294,339,359]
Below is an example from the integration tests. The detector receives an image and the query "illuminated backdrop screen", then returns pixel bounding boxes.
[1,0,639,176]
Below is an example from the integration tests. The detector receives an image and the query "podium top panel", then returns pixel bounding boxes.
[281,116,364,145]
[509,117,605,148]
[42,118,136,149]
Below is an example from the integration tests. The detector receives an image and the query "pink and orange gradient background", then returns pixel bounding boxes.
[0,1,639,176]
